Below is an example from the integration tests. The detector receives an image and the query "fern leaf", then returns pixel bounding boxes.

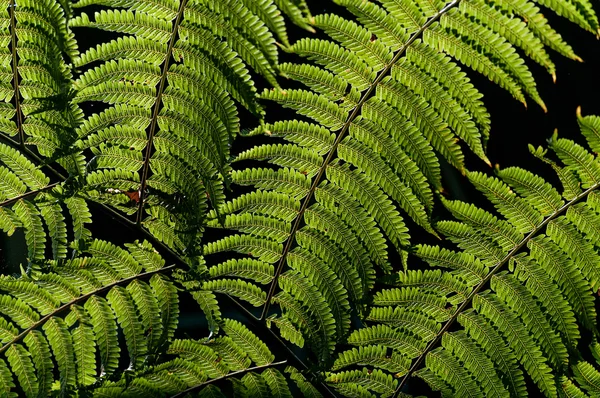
[6,344,38,397]
[528,236,596,333]
[316,182,389,270]
[127,280,163,353]
[13,200,46,262]
[578,110,600,154]
[66,306,97,387]
[572,360,600,397]
[287,247,351,338]
[190,289,221,335]
[559,376,588,398]
[0,144,49,190]
[208,336,251,371]
[296,227,364,303]
[263,368,293,398]
[204,234,282,264]
[222,319,274,366]
[266,315,305,348]
[467,171,543,233]
[286,366,322,398]
[37,200,67,260]
[547,217,600,291]
[372,287,450,322]
[332,345,411,374]
[43,317,76,393]
[0,358,16,398]
[326,368,398,397]
[416,245,488,283]
[167,340,228,378]
[0,295,40,329]
[549,134,600,189]
[425,347,484,398]
[203,279,266,307]
[63,197,92,243]
[240,371,270,397]
[86,240,142,278]
[509,254,580,348]
[442,331,510,398]
[279,271,336,361]
[337,136,435,235]
[84,295,119,376]
[209,259,274,285]
[150,274,179,350]
[106,286,147,370]
[458,310,527,398]
[492,272,568,368]
[474,292,556,396]
[23,330,53,397]
[347,324,426,359]
[496,166,564,216]
[0,278,60,315]
[441,198,522,252]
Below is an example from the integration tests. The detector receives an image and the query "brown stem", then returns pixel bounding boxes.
[8,0,24,147]
[0,182,60,207]
[136,0,188,225]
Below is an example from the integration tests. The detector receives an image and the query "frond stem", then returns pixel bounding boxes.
[393,181,600,396]
[8,1,24,147]
[136,0,188,224]
[169,360,288,398]
[0,264,176,355]
[0,182,60,207]
[260,0,462,320]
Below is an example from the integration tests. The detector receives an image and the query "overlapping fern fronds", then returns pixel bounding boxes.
[58,0,313,262]
[204,0,599,367]
[327,111,600,397]
[0,239,177,395]
[0,236,323,397]
[0,141,91,265]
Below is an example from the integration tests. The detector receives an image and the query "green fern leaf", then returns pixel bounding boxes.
[203,279,266,307]
[167,340,228,378]
[84,295,120,376]
[150,274,179,350]
[222,319,274,366]
[43,317,76,393]
[6,344,38,397]
[0,358,16,398]
[23,331,53,397]
[106,286,148,370]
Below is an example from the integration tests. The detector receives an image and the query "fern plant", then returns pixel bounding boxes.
[0,0,598,396]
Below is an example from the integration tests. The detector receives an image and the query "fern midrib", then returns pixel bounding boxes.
[0,182,59,208]
[260,0,462,319]
[8,1,24,147]
[393,181,600,396]
[136,0,188,224]
[0,264,176,356]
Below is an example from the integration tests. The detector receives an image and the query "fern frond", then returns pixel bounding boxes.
[69,0,299,256]
[344,111,600,397]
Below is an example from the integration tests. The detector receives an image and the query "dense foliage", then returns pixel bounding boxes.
[0,0,599,396]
